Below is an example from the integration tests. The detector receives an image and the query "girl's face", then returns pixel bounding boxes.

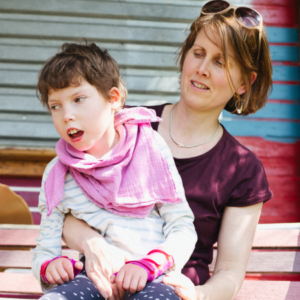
[180,26,245,114]
[48,79,120,158]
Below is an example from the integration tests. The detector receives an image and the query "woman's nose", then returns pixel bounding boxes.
[197,59,210,77]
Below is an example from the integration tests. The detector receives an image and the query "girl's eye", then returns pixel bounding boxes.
[216,60,223,66]
[50,105,60,111]
[75,97,85,103]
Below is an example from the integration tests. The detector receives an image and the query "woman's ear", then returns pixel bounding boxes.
[237,72,257,95]
[109,87,121,110]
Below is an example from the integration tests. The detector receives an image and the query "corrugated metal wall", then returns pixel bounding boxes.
[0,0,299,224]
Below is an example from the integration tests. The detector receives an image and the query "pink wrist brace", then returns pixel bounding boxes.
[125,249,174,282]
[40,256,82,284]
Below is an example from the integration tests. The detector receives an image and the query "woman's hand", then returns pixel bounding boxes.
[83,236,132,297]
[163,272,201,300]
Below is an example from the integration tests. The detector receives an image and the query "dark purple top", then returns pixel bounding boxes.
[147,104,273,285]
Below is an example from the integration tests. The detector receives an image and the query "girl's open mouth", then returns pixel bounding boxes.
[67,128,84,141]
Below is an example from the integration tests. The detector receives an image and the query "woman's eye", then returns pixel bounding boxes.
[75,97,85,103]
[216,60,223,66]
[194,52,204,58]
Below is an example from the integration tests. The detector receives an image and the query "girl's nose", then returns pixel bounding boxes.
[62,107,75,123]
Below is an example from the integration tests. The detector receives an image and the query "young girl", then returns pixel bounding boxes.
[32,42,197,300]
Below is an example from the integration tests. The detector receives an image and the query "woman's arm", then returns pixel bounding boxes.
[163,202,262,300]
[63,214,131,298]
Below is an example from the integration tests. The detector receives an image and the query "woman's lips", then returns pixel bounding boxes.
[191,81,210,90]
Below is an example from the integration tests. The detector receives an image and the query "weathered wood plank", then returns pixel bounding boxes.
[1,275,299,299]
[1,249,298,274]
[0,0,297,27]
[0,298,37,300]
[235,138,300,158]
[0,273,42,294]
[0,15,187,46]
[0,148,56,161]
[0,117,300,144]
[260,158,300,177]
[223,102,300,120]
[222,120,300,140]
[1,223,299,249]
[253,224,300,248]
[0,41,179,69]
[0,250,79,269]
[0,160,49,177]
[0,42,296,69]
[270,45,299,63]
[0,14,296,45]
[209,250,300,273]
[1,95,299,122]
[0,229,39,248]
[235,280,300,300]
[0,0,203,23]
[0,66,297,100]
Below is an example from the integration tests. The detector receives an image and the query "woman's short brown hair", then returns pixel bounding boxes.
[37,41,127,109]
[177,10,273,116]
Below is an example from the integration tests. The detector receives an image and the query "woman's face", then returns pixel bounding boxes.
[180,26,245,114]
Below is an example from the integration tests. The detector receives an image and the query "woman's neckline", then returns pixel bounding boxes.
[156,103,227,162]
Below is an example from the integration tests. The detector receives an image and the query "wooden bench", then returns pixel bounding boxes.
[0,223,299,299]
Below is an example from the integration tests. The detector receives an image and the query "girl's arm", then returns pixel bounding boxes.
[163,202,263,300]
[63,214,131,298]
[32,158,67,292]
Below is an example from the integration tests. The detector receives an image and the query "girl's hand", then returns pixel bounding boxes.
[111,264,148,299]
[44,258,83,285]
[83,237,132,298]
[163,272,201,300]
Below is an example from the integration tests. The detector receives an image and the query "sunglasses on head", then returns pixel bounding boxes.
[201,0,263,61]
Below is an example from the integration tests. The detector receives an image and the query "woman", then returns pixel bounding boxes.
[62,1,273,299]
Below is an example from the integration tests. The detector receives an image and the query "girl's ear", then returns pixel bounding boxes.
[237,71,257,95]
[109,87,121,110]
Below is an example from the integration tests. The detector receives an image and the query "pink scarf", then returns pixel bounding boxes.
[45,107,181,218]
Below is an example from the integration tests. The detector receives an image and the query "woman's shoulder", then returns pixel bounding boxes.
[220,127,273,206]
[222,126,262,166]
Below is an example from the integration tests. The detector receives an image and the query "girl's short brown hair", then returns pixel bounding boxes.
[37,41,127,109]
[177,10,273,116]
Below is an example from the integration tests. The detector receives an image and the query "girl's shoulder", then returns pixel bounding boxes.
[42,156,59,181]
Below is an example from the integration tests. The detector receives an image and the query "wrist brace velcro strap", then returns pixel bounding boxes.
[125,249,174,282]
